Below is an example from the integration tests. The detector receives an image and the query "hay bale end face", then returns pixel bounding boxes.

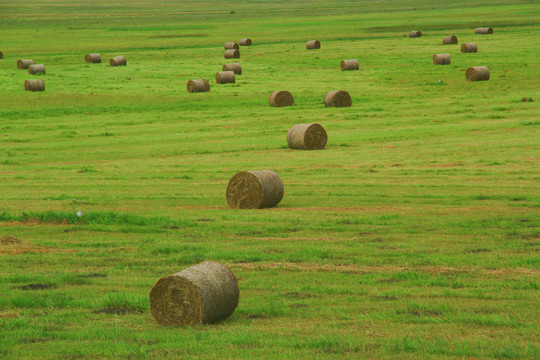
[466,66,490,81]
[110,55,126,66]
[224,42,239,50]
[226,170,284,209]
[433,54,451,65]
[85,54,101,63]
[224,49,240,59]
[461,43,478,53]
[340,59,359,71]
[24,79,45,92]
[187,79,210,93]
[223,63,242,75]
[475,27,493,34]
[239,38,252,46]
[28,64,46,74]
[409,31,422,38]
[150,261,239,326]
[324,91,352,107]
[287,123,328,150]
[215,71,235,84]
[306,40,321,49]
[269,90,293,107]
[17,59,34,69]
[442,35,458,44]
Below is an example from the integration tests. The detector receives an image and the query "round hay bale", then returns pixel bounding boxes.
[340,59,359,71]
[306,40,321,49]
[222,63,242,75]
[239,38,252,46]
[150,261,239,326]
[28,64,46,74]
[85,54,101,63]
[269,90,293,107]
[187,79,210,93]
[442,35,458,44]
[466,66,490,81]
[475,27,493,34]
[215,71,235,84]
[110,55,126,66]
[224,42,239,50]
[224,49,240,59]
[226,170,284,209]
[461,43,478,53]
[432,54,451,65]
[24,79,45,92]
[0,51,3,59]
[287,123,327,150]
[17,59,34,69]
[409,30,422,38]
[324,90,352,107]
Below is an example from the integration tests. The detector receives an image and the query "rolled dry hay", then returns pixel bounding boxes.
[466,66,490,81]
[461,43,478,53]
[287,123,327,150]
[109,55,126,66]
[269,90,293,107]
[17,59,34,69]
[226,170,284,209]
[24,79,45,92]
[150,261,239,326]
[85,54,101,63]
[324,90,352,107]
[28,64,46,74]
[239,38,252,46]
[224,42,239,50]
[306,40,320,49]
[224,49,240,59]
[340,59,359,71]
[222,63,242,75]
[433,53,451,65]
[409,30,422,38]
[187,79,210,93]
[215,71,235,84]
[442,35,458,44]
[475,27,493,34]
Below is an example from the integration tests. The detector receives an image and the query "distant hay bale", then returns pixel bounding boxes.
[28,64,46,74]
[432,53,451,65]
[24,79,45,92]
[150,261,239,326]
[409,31,422,38]
[475,27,493,34]
[269,90,293,107]
[0,51,3,59]
[224,42,239,50]
[466,66,490,81]
[461,43,478,53]
[85,54,101,63]
[187,79,210,93]
[287,123,328,150]
[340,59,359,71]
[442,35,458,44]
[324,90,352,107]
[17,59,34,69]
[222,63,242,75]
[215,71,235,84]
[239,38,252,46]
[109,55,126,66]
[226,170,284,209]
[224,49,240,59]
[306,40,321,49]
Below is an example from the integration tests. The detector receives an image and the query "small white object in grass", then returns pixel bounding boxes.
[77,210,83,217]
[439,79,442,83]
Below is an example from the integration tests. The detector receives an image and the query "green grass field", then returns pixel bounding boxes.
[0,0,539,358]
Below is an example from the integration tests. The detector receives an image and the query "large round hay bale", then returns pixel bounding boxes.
[442,35,458,44]
[110,55,126,66]
[215,71,235,84]
[85,54,101,63]
[226,170,284,209]
[409,30,422,38]
[28,64,46,74]
[324,91,352,107]
[224,49,240,59]
[432,54,451,65]
[187,79,210,93]
[224,42,239,50]
[340,59,359,71]
[269,90,293,107]
[222,63,242,75]
[466,66,490,81]
[306,40,320,49]
[24,79,45,92]
[287,123,327,150]
[475,27,493,34]
[17,59,34,69]
[239,38,252,46]
[461,43,478,53]
[150,261,239,326]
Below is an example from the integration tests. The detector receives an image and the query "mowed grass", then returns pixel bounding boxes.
[0,0,539,359]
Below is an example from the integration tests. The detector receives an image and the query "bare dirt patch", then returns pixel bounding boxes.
[0,235,21,245]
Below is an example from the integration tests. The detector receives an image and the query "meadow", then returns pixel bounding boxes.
[0,0,539,358]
